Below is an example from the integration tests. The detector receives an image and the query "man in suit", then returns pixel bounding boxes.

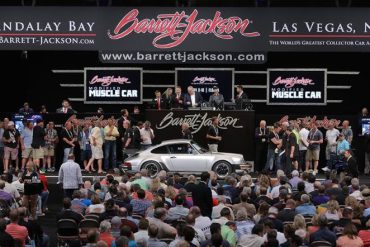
[56,99,75,114]
[345,150,359,178]
[173,86,185,109]
[163,87,176,109]
[277,199,297,223]
[184,86,203,108]
[234,85,249,110]
[192,172,213,218]
[152,90,165,110]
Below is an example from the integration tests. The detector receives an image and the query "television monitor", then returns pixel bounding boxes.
[361,118,370,136]
[12,114,43,134]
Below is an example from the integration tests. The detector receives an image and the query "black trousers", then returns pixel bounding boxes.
[255,143,268,172]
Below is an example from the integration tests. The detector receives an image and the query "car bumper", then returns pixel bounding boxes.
[233,163,253,173]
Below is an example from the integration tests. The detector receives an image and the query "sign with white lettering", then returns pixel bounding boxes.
[146,109,255,160]
[84,67,142,104]
[176,68,234,102]
[267,69,327,105]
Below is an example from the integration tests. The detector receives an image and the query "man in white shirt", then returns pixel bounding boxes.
[322,122,340,172]
[184,86,203,108]
[86,121,104,174]
[140,121,155,150]
[190,206,212,239]
[299,123,309,172]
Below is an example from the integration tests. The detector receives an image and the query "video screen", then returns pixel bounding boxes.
[362,118,370,136]
[12,114,43,134]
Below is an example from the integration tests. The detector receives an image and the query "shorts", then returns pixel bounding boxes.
[81,150,92,161]
[32,148,44,160]
[306,149,320,161]
[91,146,103,159]
[22,148,33,159]
[4,147,18,160]
[43,146,55,157]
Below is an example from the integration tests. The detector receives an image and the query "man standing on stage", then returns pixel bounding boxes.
[104,118,119,171]
[173,86,184,109]
[322,122,340,172]
[61,121,75,163]
[285,125,299,173]
[31,119,46,170]
[206,116,221,152]
[341,120,353,145]
[234,85,248,110]
[184,86,203,108]
[181,123,193,140]
[265,123,282,172]
[306,123,323,175]
[255,120,268,172]
[299,123,309,172]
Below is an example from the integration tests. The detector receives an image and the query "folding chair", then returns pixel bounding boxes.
[311,240,333,247]
[57,219,79,246]
[79,219,99,243]
[84,214,100,221]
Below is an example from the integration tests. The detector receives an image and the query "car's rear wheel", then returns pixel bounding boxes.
[213,161,232,179]
[141,161,161,178]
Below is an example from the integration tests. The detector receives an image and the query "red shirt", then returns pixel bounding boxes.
[100,232,115,247]
[359,230,370,247]
[39,174,48,191]
[5,223,28,247]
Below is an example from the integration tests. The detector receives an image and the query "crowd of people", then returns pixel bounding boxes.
[254,115,370,177]
[2,164,370,247]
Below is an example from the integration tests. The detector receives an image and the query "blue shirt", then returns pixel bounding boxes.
[364,207,370,217]
[337,139,350,155]
[21,127,33,148]
[295,203,316,216]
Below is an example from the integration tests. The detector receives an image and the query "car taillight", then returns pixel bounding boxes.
[123,162,132,170]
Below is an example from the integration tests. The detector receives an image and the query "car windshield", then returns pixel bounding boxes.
[191,141,209,154]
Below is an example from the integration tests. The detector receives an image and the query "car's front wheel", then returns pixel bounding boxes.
[212,160,232,179]
[141,161,161,178]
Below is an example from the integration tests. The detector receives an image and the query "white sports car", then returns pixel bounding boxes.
[122,139,246,178]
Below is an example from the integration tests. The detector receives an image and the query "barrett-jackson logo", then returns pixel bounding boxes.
[156,112,243,134]
[192,76,217,84]
[278,115,342,130]
[89,75,131,86]
[108,9,260,49]
[273,77,315,89]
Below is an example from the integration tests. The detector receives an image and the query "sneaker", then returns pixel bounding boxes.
[51,167,56,172]
[312,170,318,176]
[40,168,46,173]
[321,166,330,172]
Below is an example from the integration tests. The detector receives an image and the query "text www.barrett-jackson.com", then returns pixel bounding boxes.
[0,36,95,45]
[99,51,266,64]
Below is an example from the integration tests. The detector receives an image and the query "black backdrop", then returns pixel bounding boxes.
[0,51,367,116]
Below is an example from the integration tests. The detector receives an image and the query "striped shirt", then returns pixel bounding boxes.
[58,159,83,189]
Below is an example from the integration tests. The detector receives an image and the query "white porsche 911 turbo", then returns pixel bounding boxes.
[121,139,247,178]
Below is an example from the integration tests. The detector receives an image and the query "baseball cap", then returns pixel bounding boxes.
[7,121,14,126]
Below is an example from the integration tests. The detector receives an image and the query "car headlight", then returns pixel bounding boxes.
[232,157,244,164]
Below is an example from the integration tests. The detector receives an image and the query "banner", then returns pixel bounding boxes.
[146,109,255,161]
[3,7,370,56]
[176,68,234,101]
[267,69,327,105]
[84,67,142,104]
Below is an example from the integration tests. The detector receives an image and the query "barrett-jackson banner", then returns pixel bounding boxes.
[267,69,327,105]
[176,68,234,101]
[4,7,370,56]
[84,67,142,104]
[146,109,255,161]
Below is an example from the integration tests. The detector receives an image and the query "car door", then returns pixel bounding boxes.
[167,143,208,172]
